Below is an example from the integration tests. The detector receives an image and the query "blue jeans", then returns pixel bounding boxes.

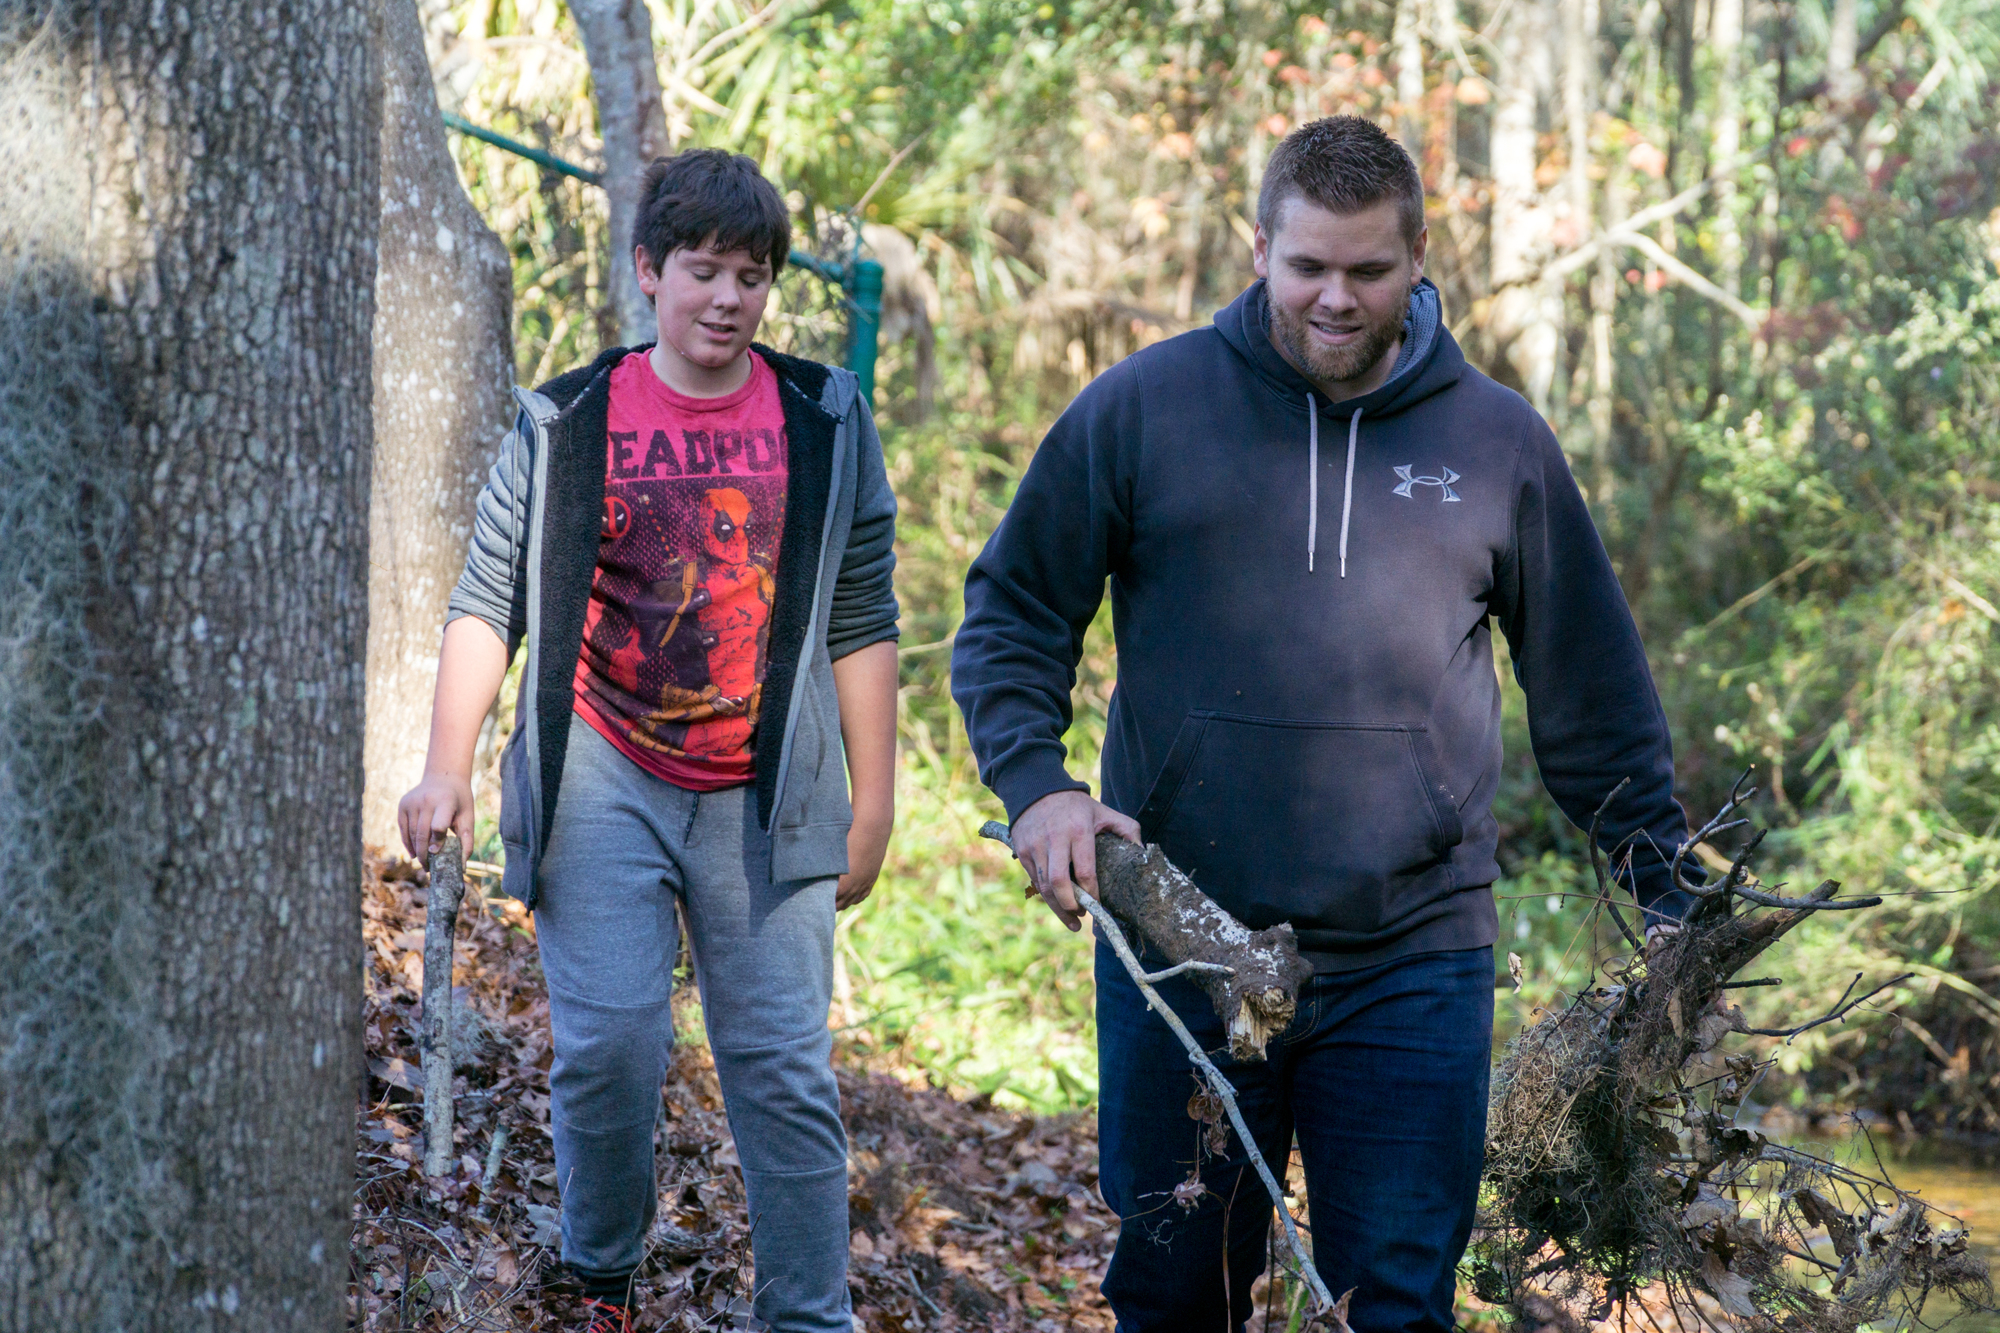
[1095,941,1494,1333]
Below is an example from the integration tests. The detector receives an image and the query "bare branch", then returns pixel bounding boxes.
[1587,778,1645,951]
[1614,230,1767,330]
[851,130,931,217]
[1538,141,1778,285]
[1139,959,1237,984]
[1744,972,1914,1040]
[1723,828,1766,892]
[1675,770,1756,893]
[1729,880,1883,911]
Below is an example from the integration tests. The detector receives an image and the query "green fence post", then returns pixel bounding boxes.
[848,258,883,406]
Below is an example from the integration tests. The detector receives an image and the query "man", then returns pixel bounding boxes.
[950,117,1696,1332]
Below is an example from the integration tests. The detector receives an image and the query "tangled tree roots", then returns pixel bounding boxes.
[1472,776,1993,1332]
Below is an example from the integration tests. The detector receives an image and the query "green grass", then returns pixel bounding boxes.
[835,748,1101,1112]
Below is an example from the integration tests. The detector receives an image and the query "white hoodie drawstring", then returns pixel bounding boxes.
[1339,409,1360,578]
[1306,394,1320,572]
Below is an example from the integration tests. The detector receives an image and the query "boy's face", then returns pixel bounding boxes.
[636,240,774,368]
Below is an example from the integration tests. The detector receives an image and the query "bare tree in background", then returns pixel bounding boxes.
[364,0,516,852]
[1485,0,1563,410]
[1709,0,1747,297]
[571,0,671,345]
[0,0,376,1324]
[1826,0,1863,99]
[1393,0,1428,158]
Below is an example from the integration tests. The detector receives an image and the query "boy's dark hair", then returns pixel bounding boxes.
[1257,116,1425,246]
[633,149,791,277]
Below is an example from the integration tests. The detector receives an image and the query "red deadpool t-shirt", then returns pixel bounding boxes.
[573,350,789,790]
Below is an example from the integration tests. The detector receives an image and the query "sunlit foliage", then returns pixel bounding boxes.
[429,0,2000,1114]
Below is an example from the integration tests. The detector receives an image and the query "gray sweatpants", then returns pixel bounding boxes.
[534,716,850,1332]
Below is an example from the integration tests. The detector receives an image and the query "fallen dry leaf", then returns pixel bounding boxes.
[349,848,1142,1331]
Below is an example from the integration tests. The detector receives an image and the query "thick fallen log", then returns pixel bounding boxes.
[979,823,1313,1061]
[1090,835,1315,1062]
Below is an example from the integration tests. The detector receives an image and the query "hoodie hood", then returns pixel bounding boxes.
[1215,277,1463,576]
[1214,277,1461,419]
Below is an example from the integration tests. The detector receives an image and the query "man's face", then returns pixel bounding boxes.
[1253,197,1426,394]
[637,241,773,369]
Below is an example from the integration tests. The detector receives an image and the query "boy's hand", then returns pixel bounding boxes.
[831,639,897,912]
[836,808,892,910]
[1011,791,1140,932]
[399,774,475,861]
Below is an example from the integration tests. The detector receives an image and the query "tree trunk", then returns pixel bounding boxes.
[0,0,376,1325]
[1394,0,1428,159]
[571,0,672,346]
[363,0,516,853]
[1590,164,1630,490]
[1562,0,1596,234]
[1709,0,1745,296]
[1486,0,1562,410]
[1826,0,1860,98]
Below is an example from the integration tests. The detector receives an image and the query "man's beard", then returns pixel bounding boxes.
[1270,297,1404,388]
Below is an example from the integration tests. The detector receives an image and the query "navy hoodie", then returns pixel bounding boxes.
[952,278,1697,971]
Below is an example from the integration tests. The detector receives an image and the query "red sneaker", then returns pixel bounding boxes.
[578,1296,632,1333]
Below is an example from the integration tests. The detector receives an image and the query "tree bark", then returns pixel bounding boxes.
[363,0,516,853]
[571,0,672,346]
[0,0,377,1325]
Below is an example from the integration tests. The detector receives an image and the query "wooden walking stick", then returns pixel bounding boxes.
[421,830,466,1179]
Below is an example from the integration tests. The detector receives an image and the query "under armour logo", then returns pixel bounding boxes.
[1393,465,1462,502]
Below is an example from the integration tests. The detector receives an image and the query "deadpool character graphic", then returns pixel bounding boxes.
[578,485,776,763]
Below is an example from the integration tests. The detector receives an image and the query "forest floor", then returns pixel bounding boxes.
[348,850,1816,1333]
[351,850,1123,1332]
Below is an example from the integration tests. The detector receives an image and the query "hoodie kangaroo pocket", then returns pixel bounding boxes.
[1138,711,1464,937]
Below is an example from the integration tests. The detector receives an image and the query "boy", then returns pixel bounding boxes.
[400,149,898,1333]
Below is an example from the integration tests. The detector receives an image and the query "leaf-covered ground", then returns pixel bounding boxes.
[351,851,1121,1331]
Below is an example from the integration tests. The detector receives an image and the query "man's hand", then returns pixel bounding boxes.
[1010,790,1141,932]
[837,808,891,910]
[399,773,475,861]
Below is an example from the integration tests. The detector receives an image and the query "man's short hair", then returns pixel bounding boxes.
[634,149,791,276]
[1257,116,1425,246]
